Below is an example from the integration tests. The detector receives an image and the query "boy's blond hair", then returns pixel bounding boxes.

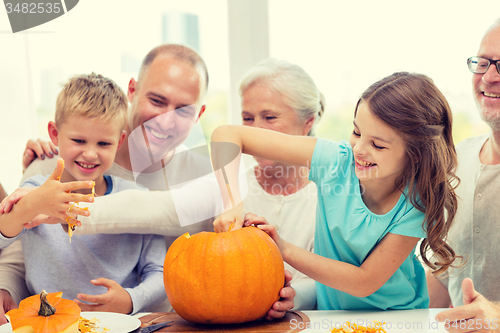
[55,73,128,131]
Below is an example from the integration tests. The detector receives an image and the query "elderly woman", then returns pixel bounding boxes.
[238,58,325,309]
[0,58,324,315]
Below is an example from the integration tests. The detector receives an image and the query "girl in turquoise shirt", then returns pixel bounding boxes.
[211,72,460,310]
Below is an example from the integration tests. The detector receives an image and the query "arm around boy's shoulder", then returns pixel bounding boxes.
[20,157,57,185]
[20,174,49,188]
[106,175,149,194]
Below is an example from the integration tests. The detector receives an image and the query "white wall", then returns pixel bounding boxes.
[1,1,499,194]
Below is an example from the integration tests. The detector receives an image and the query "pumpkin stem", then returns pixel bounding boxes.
[38,290,56,317]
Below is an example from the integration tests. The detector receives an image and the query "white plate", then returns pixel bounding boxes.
[0,311,141,333]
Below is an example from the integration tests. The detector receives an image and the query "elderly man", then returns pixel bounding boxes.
[428,20,500,333]
[0,44,295,324]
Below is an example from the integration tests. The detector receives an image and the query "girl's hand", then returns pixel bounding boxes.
[74,278,133,314]
[0,187,34,214]
[213,202,245,233]
[244,213,284,251]
[26,159,94,222]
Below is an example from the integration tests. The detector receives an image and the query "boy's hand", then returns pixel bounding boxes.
[213,202,245,233]
[28,158,94,222]
[74,278,133,315]
[23,138,58,173]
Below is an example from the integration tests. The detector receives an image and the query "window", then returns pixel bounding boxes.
[1,0,498,193]
[267,0,497,142]
[0,0,229,193]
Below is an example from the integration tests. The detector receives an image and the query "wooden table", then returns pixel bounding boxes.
[138,311,309,332]
[137,309,451,333]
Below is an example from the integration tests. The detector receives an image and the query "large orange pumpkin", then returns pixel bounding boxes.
[6,290,81,333]
[164,226,285,324]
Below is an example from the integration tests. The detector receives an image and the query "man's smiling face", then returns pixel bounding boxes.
[473,23,500,131]
[127,55,201,160]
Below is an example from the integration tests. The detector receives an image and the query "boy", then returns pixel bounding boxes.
[0,73,166,315]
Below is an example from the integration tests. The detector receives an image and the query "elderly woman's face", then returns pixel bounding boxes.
[241,84,313,171]
[241,84,311,135]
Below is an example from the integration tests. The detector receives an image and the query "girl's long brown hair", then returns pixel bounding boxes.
[355,72,460,275]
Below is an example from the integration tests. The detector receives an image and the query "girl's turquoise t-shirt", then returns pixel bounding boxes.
[309,138,429,310]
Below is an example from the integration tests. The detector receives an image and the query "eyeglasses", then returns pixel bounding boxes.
[467,56,500,75]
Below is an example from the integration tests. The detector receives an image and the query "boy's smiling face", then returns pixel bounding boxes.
[49,115,125,191]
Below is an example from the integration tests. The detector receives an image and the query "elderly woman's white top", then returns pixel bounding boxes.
[243,164,317,310]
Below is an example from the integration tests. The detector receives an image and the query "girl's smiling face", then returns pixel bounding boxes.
[349,101,407,185]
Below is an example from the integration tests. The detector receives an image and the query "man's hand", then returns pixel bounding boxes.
[213,203,245,233]
[0,289,17,326]
[265,270,295,321]
[23,139,58,173]
[436,278,500,332]
[74,278,133,314]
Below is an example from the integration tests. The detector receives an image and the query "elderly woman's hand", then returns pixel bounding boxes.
[265,270,296,320]
[213,202,245,233]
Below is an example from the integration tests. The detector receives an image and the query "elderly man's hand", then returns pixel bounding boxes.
[265,270,295,321]
[436,278,500,332]
[0,289,17,325]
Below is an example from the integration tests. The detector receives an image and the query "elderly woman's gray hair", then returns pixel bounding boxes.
[239,58,325,136]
